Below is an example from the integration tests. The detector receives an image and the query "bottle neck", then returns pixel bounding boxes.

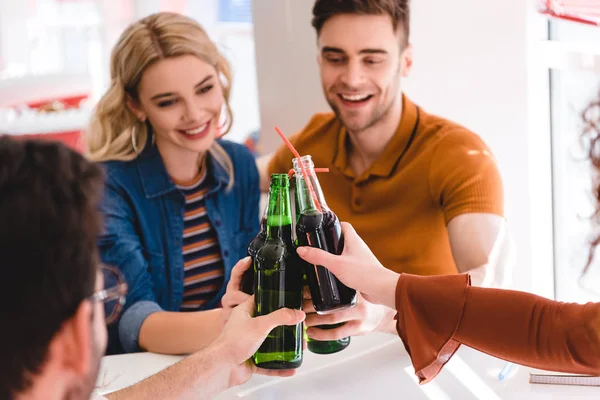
[266,180,293,239]
[294,168,329,216]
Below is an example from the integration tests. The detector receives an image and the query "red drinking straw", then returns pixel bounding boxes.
[287,168,329,179]
[274,126,323,213]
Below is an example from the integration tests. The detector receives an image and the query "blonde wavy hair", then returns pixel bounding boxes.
[87,12,234,187]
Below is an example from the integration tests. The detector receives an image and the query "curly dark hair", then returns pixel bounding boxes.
[0,137,104,398]
[583,93,600,274]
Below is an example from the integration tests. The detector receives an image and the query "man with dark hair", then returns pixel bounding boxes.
[0,137,303,400]
[258,0,508,341]
[311,0,410,46]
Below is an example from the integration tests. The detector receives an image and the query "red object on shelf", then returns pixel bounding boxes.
[9,131,84,152]
[538,0,600,26]
[25,93,89,110]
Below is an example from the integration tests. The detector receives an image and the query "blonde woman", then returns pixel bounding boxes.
[87,12,260,355]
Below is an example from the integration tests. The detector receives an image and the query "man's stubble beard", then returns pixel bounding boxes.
[325,62,403,135]
[328,93,397,135]
[327,81,401,136]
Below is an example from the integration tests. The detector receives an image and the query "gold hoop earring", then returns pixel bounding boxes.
[150,122,156,145]
[131,124,139,154]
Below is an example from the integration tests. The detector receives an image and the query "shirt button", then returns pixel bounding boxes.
[215,220,222,227]
[224,250,229,257]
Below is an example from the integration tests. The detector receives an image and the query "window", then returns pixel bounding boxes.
[218,0,252,23]
[0,0,260,145]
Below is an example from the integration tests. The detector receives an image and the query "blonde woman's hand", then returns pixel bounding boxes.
[221,256,253,325]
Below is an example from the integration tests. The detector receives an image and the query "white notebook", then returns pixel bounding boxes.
[529,370,600,387]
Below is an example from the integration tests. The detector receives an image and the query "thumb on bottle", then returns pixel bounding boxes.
[235,295,255,315]
[296,246,340,273]
[232,256,252,273]
[253,308,305,335]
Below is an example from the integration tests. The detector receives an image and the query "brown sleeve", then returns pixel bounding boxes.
[428,130,504,224]
[395,274,470,383]
[396,273,600,384]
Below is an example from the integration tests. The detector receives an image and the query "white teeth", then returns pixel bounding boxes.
[184,123,208,135]
[340,93,370,102]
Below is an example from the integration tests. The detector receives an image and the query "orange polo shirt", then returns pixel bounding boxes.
[268,95,503,275]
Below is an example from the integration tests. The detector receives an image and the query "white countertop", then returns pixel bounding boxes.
[96,333,598,399]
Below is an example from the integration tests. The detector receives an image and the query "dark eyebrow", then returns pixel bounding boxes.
[150,75,214,101]
[321,46,388,56]
[322,46,346,55]
[358,49,388,55]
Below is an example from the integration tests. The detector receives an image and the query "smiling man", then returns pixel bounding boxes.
[259,0,507,341]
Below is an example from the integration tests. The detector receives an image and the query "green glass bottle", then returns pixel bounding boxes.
[241,202,268,295]
[253,174,303,369]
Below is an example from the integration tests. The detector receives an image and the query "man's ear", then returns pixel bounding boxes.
[54,301,94,378]
[400,44,413,78]
[126,95,146,122]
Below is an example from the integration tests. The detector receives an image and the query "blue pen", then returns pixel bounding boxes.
[498,362,519,381]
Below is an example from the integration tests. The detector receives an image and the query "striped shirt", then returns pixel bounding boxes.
[173,164,224,311]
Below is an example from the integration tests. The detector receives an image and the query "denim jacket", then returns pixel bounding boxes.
[98,140,259,354]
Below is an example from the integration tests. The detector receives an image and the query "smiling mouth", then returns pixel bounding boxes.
[178,121,210,137]
[338,93,374,104]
